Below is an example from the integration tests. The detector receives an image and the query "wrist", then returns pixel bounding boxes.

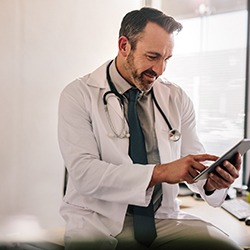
[204,189,215,195]
[203,182,215,196]
[149,164,162,188]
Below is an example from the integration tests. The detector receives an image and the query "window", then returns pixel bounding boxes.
[157,0,248,187]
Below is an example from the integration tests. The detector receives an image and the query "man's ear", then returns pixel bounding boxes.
[118,36,131,57]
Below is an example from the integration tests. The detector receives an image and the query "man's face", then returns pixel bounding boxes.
[122,22,174,92]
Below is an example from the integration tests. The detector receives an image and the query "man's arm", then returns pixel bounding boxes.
[148,154,218,187]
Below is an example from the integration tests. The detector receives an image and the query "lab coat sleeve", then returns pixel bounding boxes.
[58,79,154,207]
[191,179,228,207]
[179,89,205,157]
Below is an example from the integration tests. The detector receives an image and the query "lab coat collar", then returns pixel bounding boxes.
[85,60,166,96]
[85,60,172,126]
[86,60,111,89]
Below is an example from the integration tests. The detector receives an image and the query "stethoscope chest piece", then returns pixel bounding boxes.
[169,129,181,142]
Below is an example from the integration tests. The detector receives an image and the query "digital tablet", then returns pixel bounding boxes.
[193,138,250,182]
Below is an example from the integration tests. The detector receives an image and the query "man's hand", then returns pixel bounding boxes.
[204,153,242,193]
[149,154,218,187]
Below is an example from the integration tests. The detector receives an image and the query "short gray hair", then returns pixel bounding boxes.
[119,7,183,50]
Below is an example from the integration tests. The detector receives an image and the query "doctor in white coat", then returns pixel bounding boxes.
[58,7,242,250]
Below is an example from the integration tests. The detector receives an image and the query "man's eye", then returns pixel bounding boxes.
[147,55,157,60]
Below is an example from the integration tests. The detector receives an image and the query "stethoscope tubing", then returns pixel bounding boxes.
[105,61,124,105]
[151,88,173,131]
[103,61,181,141]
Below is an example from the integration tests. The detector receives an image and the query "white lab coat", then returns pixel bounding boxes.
[58,61,227,248]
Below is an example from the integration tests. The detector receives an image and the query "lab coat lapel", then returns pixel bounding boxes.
[87,61,128,138]
[153,81,180,163]
[153,82,171,126]
[104,92,128,136]
[87,61,125,118]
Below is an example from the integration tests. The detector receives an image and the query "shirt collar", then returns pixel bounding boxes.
[109,59,131,95]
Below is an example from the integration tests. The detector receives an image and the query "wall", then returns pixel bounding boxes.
[0,0,142,230]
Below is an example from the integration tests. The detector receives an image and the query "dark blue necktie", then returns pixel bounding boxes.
[127,88,161,247]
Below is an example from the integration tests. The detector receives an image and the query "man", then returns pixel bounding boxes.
[58,7,242,250]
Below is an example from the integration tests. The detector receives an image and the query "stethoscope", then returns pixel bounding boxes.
[103,61,181,142]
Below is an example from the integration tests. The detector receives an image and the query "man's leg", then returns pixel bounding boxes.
[151,219,242,250]
[116,217,243,250]
[116,215,148,250]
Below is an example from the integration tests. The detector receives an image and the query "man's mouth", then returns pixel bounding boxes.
[143,72,157,81]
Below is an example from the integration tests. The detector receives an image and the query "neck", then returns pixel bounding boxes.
[115,56,134,86]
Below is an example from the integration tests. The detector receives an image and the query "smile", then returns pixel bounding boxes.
[143,73,157,82]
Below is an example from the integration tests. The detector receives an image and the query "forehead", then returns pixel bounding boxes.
[136,22,174,55]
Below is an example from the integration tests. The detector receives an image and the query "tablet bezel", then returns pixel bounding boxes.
[193,138,250,182]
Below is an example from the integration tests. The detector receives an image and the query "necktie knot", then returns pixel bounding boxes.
[128,88,140,103]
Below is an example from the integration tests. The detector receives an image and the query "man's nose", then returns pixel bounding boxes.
[152,60,166,76]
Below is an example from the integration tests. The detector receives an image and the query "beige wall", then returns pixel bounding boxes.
[0,0,143,229]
